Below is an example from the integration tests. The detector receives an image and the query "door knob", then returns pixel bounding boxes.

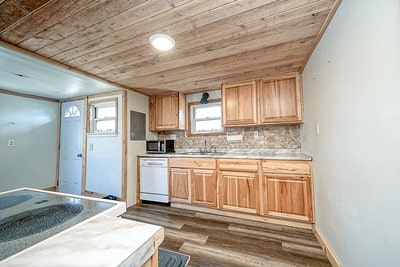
[77,153,83,158]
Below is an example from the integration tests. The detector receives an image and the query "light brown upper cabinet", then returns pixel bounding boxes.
[149,92,186,131]
[258,74,303,124]
[222,80,257,126]
[221,74,303,127]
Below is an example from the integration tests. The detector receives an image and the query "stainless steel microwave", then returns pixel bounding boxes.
[146,140,175,154]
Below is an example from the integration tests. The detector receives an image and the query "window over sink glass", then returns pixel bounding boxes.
[189,100,224,136]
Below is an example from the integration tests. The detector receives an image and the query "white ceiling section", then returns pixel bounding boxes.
[0,44,121,100]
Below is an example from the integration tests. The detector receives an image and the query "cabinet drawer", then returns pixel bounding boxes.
[169,157,216,169]
[218,159,259,172]
[262,160,310,175]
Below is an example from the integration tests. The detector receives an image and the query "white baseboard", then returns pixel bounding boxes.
[312,225,342,267]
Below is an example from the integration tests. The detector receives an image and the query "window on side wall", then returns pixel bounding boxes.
[89,98,118,134]
[189,100,224,136]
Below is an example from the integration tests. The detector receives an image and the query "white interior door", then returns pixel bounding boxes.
[59,100,84,195]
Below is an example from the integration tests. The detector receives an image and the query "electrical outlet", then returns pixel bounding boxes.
[89,144,94,150]
[254,131,259,138]
[8,140,15,147]
[315,123,320,135]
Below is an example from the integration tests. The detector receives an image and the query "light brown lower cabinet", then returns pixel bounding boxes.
[219,171,259,214]
[262,159,313,222]
[264,175,313,222]
[218,159,260,214]
[169,168,190,203]
[167,157,313,223]
[191,169,217,207]
[169,158,217,205]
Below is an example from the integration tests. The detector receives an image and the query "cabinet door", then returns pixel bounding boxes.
[258,74,303,124]
[222,81,257,126]
[191,169,217,207]
[155,93,179,129]
[170,168,190,203]
[264,175,313,221]
[220,171,259,213]
[148,95,156,131]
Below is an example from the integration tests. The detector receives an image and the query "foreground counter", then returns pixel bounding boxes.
[0,188,163,266]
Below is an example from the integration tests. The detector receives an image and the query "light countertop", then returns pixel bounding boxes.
[140,149,312,161]
[1,215,163,267]
[0,188,163,267]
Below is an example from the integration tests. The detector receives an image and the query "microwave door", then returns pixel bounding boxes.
[147,141,160,152]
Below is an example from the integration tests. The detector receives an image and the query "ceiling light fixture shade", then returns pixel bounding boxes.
[149,34,175,51]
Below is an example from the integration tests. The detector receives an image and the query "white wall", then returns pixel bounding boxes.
[0,93,59,191]
[86,94,123,197]
[126,90,155,207]
[301,1,400,266]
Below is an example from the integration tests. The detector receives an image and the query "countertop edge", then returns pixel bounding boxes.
[138,153,312,161]
[1,215,164,267]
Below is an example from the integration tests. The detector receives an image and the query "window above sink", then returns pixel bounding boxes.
[188,99,225,136]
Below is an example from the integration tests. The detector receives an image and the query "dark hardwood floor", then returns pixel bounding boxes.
[122,203,331,267]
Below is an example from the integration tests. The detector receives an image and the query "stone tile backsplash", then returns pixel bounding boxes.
[157,125,301,150]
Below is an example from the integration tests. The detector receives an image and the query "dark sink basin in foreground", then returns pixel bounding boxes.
[0,203,84,242]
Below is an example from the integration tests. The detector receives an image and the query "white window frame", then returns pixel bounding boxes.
[89,98,118,135]
[64,105,81,118]
[188,99,224,136]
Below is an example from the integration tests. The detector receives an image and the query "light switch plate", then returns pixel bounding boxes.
[315,123,320,135]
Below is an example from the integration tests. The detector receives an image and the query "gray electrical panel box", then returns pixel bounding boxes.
[130,111,146,140]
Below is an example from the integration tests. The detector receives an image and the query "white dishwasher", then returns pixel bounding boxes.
[139,158,169,203]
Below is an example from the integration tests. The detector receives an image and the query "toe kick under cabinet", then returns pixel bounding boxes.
[167,157,314,223]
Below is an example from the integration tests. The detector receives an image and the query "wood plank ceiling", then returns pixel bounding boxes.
[0,0,340,96]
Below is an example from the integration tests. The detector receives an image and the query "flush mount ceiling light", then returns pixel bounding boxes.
[149,34,175,51]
